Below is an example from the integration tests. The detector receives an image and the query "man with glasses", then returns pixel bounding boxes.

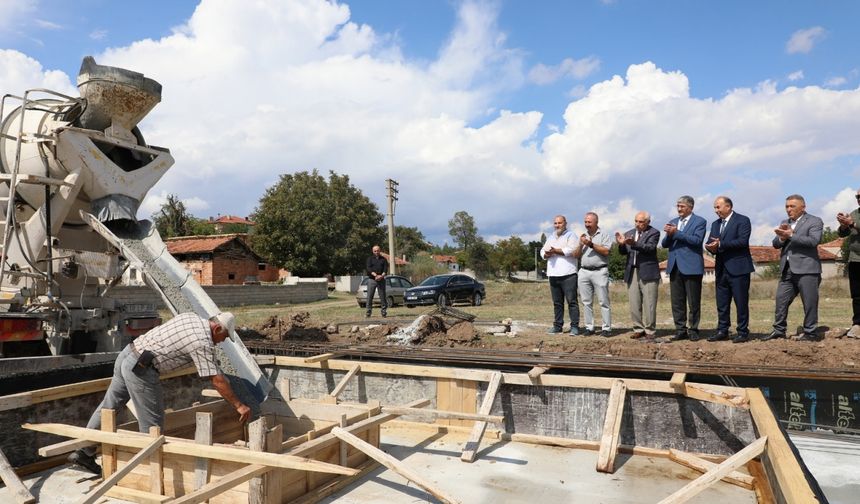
[837,188,860,338]
[662,196,707,341]
[541,215,581,335]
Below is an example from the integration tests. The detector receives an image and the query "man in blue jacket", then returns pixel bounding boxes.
[662,195,707,341]
[705,196,755,343]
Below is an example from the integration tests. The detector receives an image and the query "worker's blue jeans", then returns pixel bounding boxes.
[82,344,163,456]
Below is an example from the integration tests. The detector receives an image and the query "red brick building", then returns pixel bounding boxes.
[165,234,285,285]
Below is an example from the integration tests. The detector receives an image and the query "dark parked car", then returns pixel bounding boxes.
[355,275,414,308]
[404,274,485,307]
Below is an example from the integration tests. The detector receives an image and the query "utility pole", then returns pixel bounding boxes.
[386,179,399,274]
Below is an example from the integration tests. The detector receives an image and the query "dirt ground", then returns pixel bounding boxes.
[237,310,860,371]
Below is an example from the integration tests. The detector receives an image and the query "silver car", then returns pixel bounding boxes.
[355,275,415,308]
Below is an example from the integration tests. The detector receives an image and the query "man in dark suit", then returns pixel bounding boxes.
[765,194,824,342]
[662,195,707,341]
[705,196,755,343]
[616,211,661,339]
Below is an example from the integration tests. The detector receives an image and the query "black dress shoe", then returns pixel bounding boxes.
[797,333,820,342]
[708,331,729,342]
[68,450,101,475]
[762,331,786,341]
[731,334,750,343]
[670,332,688,341]
[583,328,595,336]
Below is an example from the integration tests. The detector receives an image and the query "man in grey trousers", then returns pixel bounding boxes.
[764,194,824,342]
[68,312,251,474]
[577,212,613,336]
[617,212,661,339]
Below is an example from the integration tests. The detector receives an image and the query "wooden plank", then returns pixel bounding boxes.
[596,379,627,473]
[169,464,271,504]
[527,366,549,379]
[0,368,196,413]
[670,373,687,392]
[330,363,361,398]
[657,437,767,504]
[0,447,36,504]
[747,389,821,504]
[668,448,755,490]
[383,406,503,424]
[101,408,116,478]
[265,425,283,504]
[193,412,213,499]
[331,427,461,504]
[271,356,749,399]
[460,371,503,462]
[303,353,339,364]
[683,384,750,409]
[249,417,267,504]
[290,459,377,504]
[38,438,95,457]
[339,414,348,467]
[104,486,170,503]
[78,434,165,504]
[22,423,359,476]
[149,426,164,496]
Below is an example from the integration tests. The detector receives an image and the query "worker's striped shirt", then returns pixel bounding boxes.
[133,312,220,377]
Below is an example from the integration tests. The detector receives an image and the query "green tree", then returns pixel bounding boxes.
[820,226,839,244]
[491,236,531,274]
[251,170,384,276]
[394,225,431,261]
[188,218,217,236]
[459,239,494,278]
[153,194,193,238]
[448,211,479,250]
[401,252,447,283]
[607,243,626,281]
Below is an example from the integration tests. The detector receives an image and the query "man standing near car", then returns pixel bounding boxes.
[365,245,389,318]
[577,212,612,336]
[541,215,580,335]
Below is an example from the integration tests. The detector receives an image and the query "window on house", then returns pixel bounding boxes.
[258,263,266,271]
[228,273,236,280]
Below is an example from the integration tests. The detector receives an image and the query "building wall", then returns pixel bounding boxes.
[211,256,268,285]
[109,281,327,308]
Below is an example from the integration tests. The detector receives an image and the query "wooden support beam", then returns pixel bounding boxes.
[303,353,339,364]
[339,414,349,467]
[100,408,117,478]
[683,384,750,409]
[669,373,687,392]
[249,417,267,504]
[148,427,163,496]
[0,447,36,504]
[38,438,95,458]
[104,486,170,503]
[169,465,272,504]
[596,379,627,473]
[22,423,359,475]
[382,406,504,424]
[291,459,377,504]
[657,437,767,504]
[193,412,213,499]
[668,449,755,490]
[460,371,503,462]
[527,366,549,379]
[330,363,361,398]
[78,434,165,504]
[265,425,283,504]
[332,427,462,504]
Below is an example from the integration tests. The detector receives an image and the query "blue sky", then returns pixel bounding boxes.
[2,0,859,247]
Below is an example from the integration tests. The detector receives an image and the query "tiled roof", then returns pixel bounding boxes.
[432,254,458,263]
[380,252,409,266]
[213,215,255,225]
[166,234,250,255]
[749,246,781,263]
[820,237,844,249]
[658,256,715,271]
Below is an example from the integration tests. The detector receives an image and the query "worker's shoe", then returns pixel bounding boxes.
[68,449,101,475]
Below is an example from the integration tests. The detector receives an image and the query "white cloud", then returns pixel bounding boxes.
[0,50,75,104]
[89,29,108,40]
[787,70,804,82]
[821,187,857,230]
[528,56,600,85]
[0,0,36,33]
[34,19,62,30]
[825,76,847,88]
[786,26,826,54]
[139,191,210,218]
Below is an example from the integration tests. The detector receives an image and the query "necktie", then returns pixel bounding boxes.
[678,218,686,232]
[632,231,639,265]
[719,219,726,236]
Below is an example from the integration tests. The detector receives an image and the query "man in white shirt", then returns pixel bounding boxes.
[541,215,580,335]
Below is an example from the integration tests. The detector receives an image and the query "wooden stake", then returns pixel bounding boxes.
[265,425,283,504]
[304,353,339,364]
[460,371,503,462]
[527,366,549,380]
[657,437,767,504]
[193,412,213,499]
[148,426,163,496]
[668,449,755,490]
[596,379,627,473]
[331,427,462,504]
[100,409,116,478]
[0,447,35,504]
[78,435,165,504]
[330,363,361,398]
[37,439,94,458]
[249,417,267,504]
[669,373,687,392]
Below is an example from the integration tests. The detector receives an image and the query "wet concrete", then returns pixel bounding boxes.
[791,432,860,504]
[322,425,758,503]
